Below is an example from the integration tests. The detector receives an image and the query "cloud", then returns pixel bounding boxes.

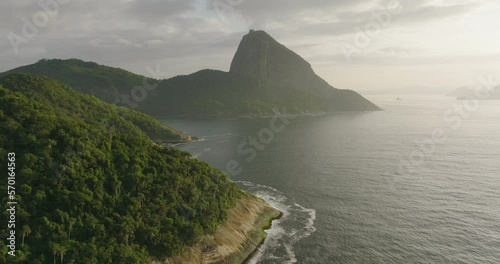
[126,0,197,23]
[0,0,498,90]
[255,0,481,39]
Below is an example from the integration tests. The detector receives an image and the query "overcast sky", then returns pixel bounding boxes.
[1,0,499,92]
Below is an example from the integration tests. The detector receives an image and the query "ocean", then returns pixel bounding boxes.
[164,95,500,264]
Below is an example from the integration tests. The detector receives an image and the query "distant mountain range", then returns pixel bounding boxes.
[359,85,454,96]
[1,30,380,118]
[447,86,500,100]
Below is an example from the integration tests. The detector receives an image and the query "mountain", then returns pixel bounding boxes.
[359,85,453,96]
[1,30,380,117]
[143,30,380,117]
[112,107,193,143]
[229,30,379,112]
[0,58,151,104]
[447,86,500,100]
[0,73,279,263]
[0,61,191,143]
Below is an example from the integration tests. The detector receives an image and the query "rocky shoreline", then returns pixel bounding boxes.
[154,193,281,264]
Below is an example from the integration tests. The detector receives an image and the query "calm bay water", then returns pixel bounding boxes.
[164,96,500,264]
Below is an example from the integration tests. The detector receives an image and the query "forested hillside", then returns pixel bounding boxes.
[0,74,241,263]
[0,58,150,104]
[0,68,190,143]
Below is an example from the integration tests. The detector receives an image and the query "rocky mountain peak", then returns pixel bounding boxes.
[229,30,314,85]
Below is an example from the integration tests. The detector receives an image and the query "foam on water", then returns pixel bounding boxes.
[192,148,211,158]
[237,181,317,264]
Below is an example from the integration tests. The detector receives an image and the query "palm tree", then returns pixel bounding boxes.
[68,218,76,240]
[52,243,67,264]
[21,225,32,247]
[52,243,60,264]
[59,245,67,264]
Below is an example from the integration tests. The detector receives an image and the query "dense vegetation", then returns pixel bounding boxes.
[0,74,241,263]
[114,107,191,143]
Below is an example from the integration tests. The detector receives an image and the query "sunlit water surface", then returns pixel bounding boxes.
[164,96,500,264]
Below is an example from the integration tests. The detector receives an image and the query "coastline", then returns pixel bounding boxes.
[159,112,327,120]
[160,135,199,146]
[155,193,281,264]
[158,109,384,121]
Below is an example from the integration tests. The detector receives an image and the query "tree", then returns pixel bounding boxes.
[21,225,32,247]
[52,243,60,264]
[60,245,67,264]
[52,243,67,264]
[68,218,76,240]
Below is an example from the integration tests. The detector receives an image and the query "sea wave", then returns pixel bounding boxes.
[192,148,211,158]
[237,181,317,264]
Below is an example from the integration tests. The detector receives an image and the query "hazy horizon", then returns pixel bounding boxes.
[2,2,500,263]
[1,0,500,91]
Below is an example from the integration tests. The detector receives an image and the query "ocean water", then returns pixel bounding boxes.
[164,95,500,264]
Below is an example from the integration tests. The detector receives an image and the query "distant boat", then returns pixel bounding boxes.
[396,97,402,101]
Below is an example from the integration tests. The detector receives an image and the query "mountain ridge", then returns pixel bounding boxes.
[1,30,381,117]
[447,85,500,100]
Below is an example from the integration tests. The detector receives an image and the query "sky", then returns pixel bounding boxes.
[1,0,500,92]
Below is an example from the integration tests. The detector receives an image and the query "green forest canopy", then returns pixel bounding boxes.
[0,74,241,263]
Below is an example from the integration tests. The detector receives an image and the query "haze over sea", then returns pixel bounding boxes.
[165,95,500,264]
